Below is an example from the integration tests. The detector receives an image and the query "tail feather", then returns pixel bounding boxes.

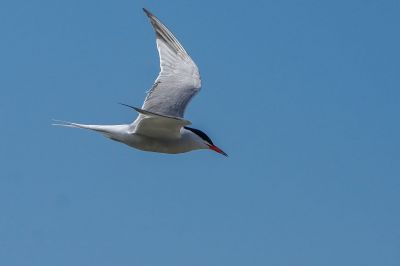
[52,119,127,135]
[52,119,130,142]
[52,119,106,132]
[52,119,83,128]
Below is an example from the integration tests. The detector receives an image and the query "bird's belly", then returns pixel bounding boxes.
[122,134,193,154]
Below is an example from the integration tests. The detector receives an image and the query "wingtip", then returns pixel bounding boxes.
[119,102,141,113]
[142,8,152,17]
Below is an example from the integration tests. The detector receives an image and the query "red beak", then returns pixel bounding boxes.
[207,144,228,157]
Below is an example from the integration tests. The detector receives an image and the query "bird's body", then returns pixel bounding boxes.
[54,8,227,157]
[58,122,208,154]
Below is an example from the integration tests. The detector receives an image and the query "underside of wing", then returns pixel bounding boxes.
[142,8,201,118]
[133,109,191,139]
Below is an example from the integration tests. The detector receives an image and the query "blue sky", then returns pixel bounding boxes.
[1,0,399,265]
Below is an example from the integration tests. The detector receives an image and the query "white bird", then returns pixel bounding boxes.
[54,8,227,157]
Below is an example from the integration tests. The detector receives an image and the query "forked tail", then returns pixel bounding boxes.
[52,119,111,133]
[52,119,129,141]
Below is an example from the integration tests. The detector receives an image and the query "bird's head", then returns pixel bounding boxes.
[184,126,228,157]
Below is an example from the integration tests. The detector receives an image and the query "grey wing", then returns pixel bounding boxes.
[142,8,201,118]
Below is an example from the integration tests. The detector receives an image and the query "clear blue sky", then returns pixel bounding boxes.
[1,0,399,265]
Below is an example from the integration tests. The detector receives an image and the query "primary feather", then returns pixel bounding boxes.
[141,8,201,118]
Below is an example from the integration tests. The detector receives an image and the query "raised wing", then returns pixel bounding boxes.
[142,8,201,118]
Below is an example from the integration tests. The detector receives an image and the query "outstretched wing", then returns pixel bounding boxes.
[142,8,201,118]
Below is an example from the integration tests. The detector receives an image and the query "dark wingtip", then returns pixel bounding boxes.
[118,102,140,112]
[142,8,152,17]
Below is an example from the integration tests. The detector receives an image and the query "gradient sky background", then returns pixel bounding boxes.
[1,0,399,265]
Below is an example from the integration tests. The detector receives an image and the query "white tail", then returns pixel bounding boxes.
[52,119,129,141]
[52,119,110,132]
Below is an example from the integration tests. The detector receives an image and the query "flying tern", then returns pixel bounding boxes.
[54,8,227,157]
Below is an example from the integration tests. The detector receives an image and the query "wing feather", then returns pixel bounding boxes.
[142,8,201,118]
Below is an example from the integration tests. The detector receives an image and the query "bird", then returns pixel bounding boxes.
[54,8,227,157]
